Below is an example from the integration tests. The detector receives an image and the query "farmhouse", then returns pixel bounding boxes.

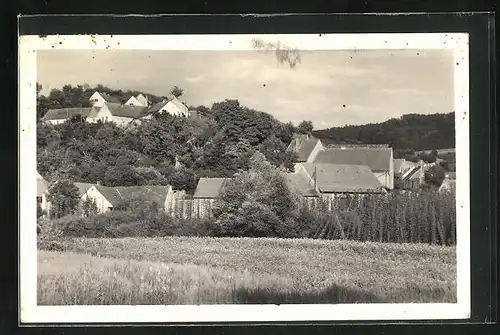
[136,94,149,106]
[191,178,231,218]
[286,134,324,163]
[125,96,143,106]
[125,94,150,107]
[312,147,394,189]
[89,91,121,107]
[438,172,456,194]
[82,184,173,214]
[41,107,97,125]
[148,95,189,117]
[87,102,150,127]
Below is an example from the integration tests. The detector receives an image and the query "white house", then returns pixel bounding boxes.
[136,94,149,107]
[438,172,456,194]
[41,107,95,125]
[125,96,143,106]
[89,91,121,107]
[87,102,150,127]
[82,184,173,214]
[148,95,189,117]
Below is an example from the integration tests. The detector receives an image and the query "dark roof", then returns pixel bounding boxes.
[42,108,92,121]
[285,173,319,197]
[105,103,150,119]
[95,185,171,207]
[148,101,169,113]
[300,163,385,193]
[313,147,392,171]
[287,135,321,162]
[193,178,231,198]
[74,182,96,197]
[99,92,122,104]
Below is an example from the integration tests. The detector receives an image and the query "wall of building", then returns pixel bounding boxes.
[82,186,113,214]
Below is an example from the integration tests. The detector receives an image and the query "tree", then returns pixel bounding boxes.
[80,197,98,217]
[297,120,314,134]
[47,180,80,218]
[212,152,301,237]
[424,165,446,188]
[170,85,184,98]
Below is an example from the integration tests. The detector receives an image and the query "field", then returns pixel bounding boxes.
[38,236,457,305]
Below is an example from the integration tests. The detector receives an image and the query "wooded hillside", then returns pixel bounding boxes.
[313,113,455,152]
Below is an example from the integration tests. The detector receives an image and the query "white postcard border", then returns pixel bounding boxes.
[19,33,470,324]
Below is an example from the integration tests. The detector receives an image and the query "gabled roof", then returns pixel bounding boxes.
[125,96,142,106]
[193,178,231,198]
[148,101,169,113]
[41,107,92,121]
[98,92,122,104]
[105,103,150,119]
[136,94,148,106]
[94,185,171,207]
[46,181,96,198]
[313,147,392,171]
[169,96,188,114]
[285,173,319,197]
[287,135,321,162]
[300,163,385,193]
[74,182,96,197]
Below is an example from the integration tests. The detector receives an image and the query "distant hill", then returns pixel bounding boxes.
[313,113,455,151]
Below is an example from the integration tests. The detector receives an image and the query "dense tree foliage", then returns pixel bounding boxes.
[313,113,455,151]
[37,89,298,193]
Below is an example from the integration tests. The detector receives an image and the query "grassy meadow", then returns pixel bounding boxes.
[38,236,457,305]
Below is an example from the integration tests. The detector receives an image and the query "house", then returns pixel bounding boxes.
[286,134,324,163]
[82,184,173,214]
[36,172,49,210]
[41,181,96,216]
[87,102,150,127]
[41,107,95,125]
[439,172,456,194]
[89,91,121,107]
[191,178,231,218]
[148,95,189,117]
[312,147,394,189]
[136,94,149,107]
[400,160,438,189]
[125,96,143,106]
[291,163,386,210]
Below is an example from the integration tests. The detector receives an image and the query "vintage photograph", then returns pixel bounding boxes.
[20,33,470,323]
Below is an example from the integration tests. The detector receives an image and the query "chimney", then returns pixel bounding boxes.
[96,181,101,185]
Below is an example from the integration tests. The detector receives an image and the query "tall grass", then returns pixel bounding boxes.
[304,191,456,246]
[44,190,456,246]
[38,236,457,305]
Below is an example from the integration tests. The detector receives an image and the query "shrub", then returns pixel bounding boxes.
[37,218,64,251]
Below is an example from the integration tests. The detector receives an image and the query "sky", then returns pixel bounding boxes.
[37,49,455,129]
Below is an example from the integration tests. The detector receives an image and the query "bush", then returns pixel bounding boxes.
[37,218,64,251]
[50,207,218,239]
